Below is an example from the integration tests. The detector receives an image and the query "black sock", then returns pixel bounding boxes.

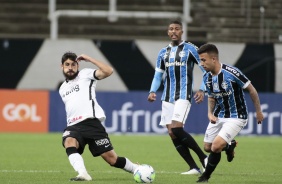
[172,138,198,169]
[112,157,126,168]
[204,151,221,177]
[172,127,206,160]
[222,143,229,151]
[66,147,77,156]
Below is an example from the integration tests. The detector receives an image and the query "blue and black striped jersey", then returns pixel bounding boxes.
[204,64,250,119]
[155,41,205,102]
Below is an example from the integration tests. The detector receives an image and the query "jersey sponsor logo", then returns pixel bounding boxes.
[165,61,185,67]
[225,66,241,77]
[62,84,80,97]
[211,90,232,98]
[95,138,110,146]
[68,116,83,124]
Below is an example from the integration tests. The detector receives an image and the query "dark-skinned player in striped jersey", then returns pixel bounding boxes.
[148,20,208,175]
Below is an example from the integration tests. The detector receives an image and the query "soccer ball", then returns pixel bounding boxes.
[133,164,155,183]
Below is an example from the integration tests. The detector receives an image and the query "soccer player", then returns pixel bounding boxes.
[59,52,139,181]
[196,43,264,183]
[147,20,208,175]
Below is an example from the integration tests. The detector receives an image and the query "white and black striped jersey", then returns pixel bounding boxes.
[204,64,250,119]
[155,41,205,102]
[59,68,106,126]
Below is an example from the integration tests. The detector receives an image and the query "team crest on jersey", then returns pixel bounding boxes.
[213,83,219,90]
[170,52,176,58]
[179,51,186,57]
[221,81,228,89]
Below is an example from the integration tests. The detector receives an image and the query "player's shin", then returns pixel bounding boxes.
[203,151,221,177]
[172,138,198,169]
[172,127,206,160]
[112,157,138,173]
[66,147,88,174]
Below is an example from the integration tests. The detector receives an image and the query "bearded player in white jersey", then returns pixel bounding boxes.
[59,52,138,181]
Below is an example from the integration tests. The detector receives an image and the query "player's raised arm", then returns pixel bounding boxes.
[76,54,113,80]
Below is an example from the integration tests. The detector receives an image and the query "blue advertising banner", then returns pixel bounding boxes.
[49,91,67,132]
[242,93,282,135]
[49,91,282,135]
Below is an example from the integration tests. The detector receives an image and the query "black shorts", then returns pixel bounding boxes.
[62,118,113,157]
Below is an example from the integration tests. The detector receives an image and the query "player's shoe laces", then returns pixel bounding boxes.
[201,156,208,172]
[181,168,201,175]
[196,173,210,183]
[70,172,92,181]
[225,140,238,162]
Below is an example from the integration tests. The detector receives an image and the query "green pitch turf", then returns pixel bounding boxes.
[0,133,281,184]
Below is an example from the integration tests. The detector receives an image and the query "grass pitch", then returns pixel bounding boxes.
[0,133,281,184]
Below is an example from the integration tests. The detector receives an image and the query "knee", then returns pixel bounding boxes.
[168,131,176,139]
[211,143,224,153]
[203,143,212,152]
[171,127,183,137]
[64,137,78,148]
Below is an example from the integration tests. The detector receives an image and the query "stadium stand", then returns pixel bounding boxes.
[0,0,281,43]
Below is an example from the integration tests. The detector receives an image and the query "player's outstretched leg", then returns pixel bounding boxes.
[225,140,238,162]
[67,147,92,181]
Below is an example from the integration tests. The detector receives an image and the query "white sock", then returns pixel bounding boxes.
[123,158,139,173]
[68,153,88,175]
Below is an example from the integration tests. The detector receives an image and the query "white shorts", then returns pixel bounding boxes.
[159,99,191,127]
[204,118,247,143]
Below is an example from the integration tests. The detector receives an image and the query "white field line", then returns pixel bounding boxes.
[0,170,61,173]
[0,170,179,174]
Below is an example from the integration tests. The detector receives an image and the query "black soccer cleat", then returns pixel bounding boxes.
[196,173,210,183]
[226,140,238,162]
